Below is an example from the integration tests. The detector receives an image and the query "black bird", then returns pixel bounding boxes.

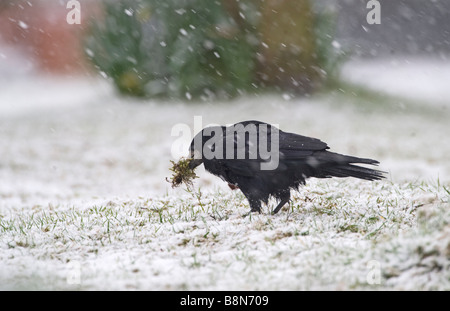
[188,120,385,214]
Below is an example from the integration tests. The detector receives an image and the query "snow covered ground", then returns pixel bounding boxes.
[341,57,450,108]
[0,57,449,290]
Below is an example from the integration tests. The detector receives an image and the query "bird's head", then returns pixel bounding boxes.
[188,130,205,170]
[188,148,203,170]
[188,126,224,169]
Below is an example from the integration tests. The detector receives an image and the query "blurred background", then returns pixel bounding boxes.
[1,0,449,98]
[1,0,449,200]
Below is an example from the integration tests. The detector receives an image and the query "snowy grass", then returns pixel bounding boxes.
[1,180,449,290]
[1,57,450,290]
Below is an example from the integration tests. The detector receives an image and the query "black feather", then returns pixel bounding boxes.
[189,120,386,214]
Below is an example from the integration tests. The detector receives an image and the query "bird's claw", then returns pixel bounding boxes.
[242,209,261,218]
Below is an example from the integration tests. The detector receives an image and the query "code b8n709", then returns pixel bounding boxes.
[224,296,269,306]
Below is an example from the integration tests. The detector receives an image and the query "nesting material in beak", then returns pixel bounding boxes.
[167,157,200,188]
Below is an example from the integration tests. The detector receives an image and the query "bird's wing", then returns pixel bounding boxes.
[217,125,329,175]
[209,122,330,176]
[278,131,329,159]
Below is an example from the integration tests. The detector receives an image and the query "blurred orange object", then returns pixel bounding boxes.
[0,0,101,75]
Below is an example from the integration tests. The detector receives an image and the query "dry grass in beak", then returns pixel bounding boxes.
[167,157,199,188]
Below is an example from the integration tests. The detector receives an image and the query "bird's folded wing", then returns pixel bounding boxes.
[278,131,329,159]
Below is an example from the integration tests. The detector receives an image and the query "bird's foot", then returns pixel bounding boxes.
[271,198,291,215]
[242,208,261,218]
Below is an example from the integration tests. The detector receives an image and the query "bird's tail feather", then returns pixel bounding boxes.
[316,152,386,181]
[322,164,385,181]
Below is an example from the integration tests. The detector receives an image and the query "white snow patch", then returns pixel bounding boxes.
[342,57,450,107]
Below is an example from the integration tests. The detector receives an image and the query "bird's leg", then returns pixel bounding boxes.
[250,202,261,214]
[242,199,261,217]
[272,195,290,215]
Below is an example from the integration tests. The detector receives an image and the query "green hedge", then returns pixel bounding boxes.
[85,0,344,100]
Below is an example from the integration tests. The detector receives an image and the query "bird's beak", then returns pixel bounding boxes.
[188,149,203,170]
[188,158,203,170]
